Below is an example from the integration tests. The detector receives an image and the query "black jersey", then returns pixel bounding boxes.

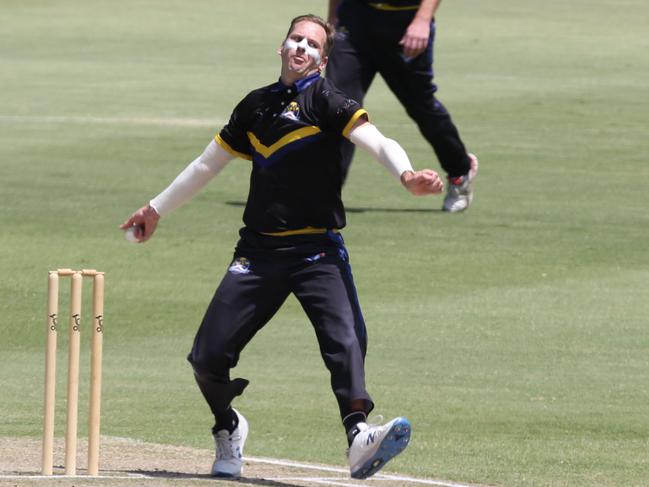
[216,73,367,234]
[356,0,420,10]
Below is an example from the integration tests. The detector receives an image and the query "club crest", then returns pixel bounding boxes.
[281,101,300,121]
[228,257,251,274]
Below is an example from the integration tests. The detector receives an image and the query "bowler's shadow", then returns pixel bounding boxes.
[123,469,305,486]
[226,201,443,213]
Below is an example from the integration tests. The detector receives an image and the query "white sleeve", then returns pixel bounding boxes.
[149,139,234,216]
[349,122,414,179]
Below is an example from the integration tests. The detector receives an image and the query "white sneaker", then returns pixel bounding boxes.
[347,416,411,479]
[211,409,248,478]
[442,153,479,212]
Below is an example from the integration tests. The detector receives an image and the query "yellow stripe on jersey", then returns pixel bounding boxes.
[247,126,322,159]
[215,134,252,161]
[342,109,369,139]
[367,2,419,11]
[261,227,340,237]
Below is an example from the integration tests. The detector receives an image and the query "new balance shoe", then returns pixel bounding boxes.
[211,409,248,478]
[347,416,411,479]
[442,153,479,212]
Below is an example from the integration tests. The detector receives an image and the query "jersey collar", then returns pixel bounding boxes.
[273,72,321,94]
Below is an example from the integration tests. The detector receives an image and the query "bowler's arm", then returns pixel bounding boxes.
[348,120,444,196]
[120,140,234,242]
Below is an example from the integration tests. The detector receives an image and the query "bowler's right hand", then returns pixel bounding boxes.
[120,205,160,243]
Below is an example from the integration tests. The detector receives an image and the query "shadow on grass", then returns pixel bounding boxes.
[226,201,443,214]
[123,469,306,486]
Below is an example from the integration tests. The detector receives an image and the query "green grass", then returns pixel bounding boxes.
[1,1,649,486]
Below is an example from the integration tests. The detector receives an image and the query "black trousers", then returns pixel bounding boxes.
[187,228,374,422]
[327,0,470,179]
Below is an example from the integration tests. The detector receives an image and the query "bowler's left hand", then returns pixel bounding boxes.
[400,169,444,195]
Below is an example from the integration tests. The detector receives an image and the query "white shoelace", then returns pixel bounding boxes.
[216,432,241,460]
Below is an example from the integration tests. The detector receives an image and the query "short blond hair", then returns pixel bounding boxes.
[285,14,335,56]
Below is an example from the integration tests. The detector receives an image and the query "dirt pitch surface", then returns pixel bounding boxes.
[0,437,477,487]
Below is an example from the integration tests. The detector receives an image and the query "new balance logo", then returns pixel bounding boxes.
[366,432,377,445]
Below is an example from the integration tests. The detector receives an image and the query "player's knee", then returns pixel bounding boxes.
[187,349,233,380]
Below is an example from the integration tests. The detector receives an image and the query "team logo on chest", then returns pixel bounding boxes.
[228,257,251,275]
[281,101,301,121]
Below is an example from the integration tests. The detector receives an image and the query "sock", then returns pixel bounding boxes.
[449,175,464,185]
[212,407,238,434]
[343,411,367,446]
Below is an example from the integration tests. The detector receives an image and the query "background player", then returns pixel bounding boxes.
[326,0,478,212]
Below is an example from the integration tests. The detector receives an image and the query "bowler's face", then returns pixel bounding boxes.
[280,21,328,81]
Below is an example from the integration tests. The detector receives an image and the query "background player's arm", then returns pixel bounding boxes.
[401,0,442,59]
[349,120,444,196]
[120,140,234,242]
[327,0,343,25]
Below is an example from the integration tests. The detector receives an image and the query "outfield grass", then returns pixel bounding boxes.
[1,1,648,486]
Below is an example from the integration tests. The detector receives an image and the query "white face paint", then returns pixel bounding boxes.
[284,37,321,66]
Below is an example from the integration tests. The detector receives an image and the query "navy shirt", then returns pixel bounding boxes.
[216,74,367,234]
